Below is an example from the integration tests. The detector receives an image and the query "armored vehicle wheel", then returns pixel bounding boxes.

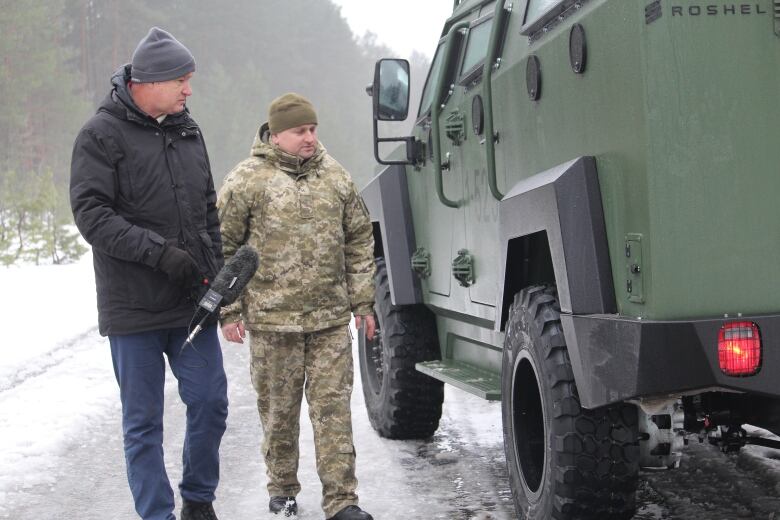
[501,285,639,520]
[358,258,443,439]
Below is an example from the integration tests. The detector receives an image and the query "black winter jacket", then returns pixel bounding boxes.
[70,65,223,336]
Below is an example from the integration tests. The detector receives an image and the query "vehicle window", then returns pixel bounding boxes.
[459,17,493,79]
[418,42,446,118]
[524,0,561,25]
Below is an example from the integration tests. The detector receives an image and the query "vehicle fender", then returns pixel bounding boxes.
[497,156,615,330]
[361,164,422,305]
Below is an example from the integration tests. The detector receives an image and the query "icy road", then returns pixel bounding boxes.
[0,256,778,519]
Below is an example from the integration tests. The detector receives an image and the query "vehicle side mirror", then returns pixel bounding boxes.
[368,58,418,166]
[373,59,410,122]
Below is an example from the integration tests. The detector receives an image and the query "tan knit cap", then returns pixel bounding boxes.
[268,93,318,134]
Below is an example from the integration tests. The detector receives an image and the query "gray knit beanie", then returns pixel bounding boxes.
[130,27,195,83]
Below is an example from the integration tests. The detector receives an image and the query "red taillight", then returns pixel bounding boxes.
[718,321,761,376]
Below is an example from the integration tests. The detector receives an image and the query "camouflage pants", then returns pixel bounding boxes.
[249,325,358,517]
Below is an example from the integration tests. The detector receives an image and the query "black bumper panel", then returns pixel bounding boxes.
[561,313,780,409]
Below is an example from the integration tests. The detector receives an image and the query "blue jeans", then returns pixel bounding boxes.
[109,325,228,520]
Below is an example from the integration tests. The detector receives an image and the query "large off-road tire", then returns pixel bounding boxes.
[501,285,639,520]
[358,258,444,439]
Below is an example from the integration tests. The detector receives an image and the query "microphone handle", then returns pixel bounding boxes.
[181,311,210,353]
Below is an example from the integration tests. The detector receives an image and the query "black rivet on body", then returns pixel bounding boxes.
[526,55,541,101]
[569,24,587,74]
[472,95,484,136]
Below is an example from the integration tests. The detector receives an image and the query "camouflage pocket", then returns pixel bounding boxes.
[337,443,356,455]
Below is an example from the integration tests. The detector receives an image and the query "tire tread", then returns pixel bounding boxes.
[359,258,444,439]
[504,284,639,520]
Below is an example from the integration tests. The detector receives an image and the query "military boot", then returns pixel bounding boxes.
[269,496,298,517]
[327,505,373,520]
[180,499,218,520]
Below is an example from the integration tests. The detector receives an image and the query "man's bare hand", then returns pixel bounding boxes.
[221,320,246,344]
[355,314,376,341]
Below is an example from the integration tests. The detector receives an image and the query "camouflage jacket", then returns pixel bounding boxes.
[217,130,375,332]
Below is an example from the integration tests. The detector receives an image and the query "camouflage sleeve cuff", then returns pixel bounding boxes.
[352,304,374,317]
[219,303,242,325]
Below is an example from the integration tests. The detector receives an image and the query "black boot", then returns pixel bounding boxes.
[269,496,298,517]
[327,505,373,520]
[180,499,218,520]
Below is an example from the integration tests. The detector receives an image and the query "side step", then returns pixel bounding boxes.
[416,360,502,401]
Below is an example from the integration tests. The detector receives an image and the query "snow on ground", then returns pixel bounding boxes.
[0,253,119,502]
[1,255,780,519]
[0,252,99,388]
[0,254,512,519]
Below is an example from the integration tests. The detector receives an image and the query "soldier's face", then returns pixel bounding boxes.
[271,124,318,159]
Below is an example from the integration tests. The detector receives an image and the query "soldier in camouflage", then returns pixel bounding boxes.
[218,93,376,520]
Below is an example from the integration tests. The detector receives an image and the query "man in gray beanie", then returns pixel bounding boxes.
[70,27,227,520]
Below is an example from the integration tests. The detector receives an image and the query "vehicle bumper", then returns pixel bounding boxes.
[561,313,780,409]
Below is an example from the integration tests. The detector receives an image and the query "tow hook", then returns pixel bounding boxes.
[708,425,747,453]
[706,424,780,452]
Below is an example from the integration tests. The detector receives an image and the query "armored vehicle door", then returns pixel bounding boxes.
[409,39,465,298]
[449,4,501,308]
[433,2,509,313]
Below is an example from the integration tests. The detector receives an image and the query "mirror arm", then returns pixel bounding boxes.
[373,118,417,166]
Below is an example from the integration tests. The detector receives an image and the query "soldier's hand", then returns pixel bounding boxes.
[221,320,246,344]
[355,315,376,341]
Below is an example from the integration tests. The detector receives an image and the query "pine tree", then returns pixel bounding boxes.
[0,0,431,265]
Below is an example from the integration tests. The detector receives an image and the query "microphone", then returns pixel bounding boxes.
[197,245,259,312]
[182,245,259,349]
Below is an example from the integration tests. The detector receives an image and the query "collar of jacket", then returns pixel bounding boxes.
[274,146,325,176]
[99,64,193,129]
[250,128,326,178]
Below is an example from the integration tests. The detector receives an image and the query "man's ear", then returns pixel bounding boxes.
[270,133,278,145]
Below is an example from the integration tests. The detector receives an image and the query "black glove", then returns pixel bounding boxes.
[157,246,200,286]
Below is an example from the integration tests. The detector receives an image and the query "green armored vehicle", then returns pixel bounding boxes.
[359,0,780,518]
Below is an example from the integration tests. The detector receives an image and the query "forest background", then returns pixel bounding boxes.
[0,0,431,265]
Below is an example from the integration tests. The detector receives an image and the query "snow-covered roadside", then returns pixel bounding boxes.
[0,254,118,505]
[0,253,99,389]
[0,332,117,502]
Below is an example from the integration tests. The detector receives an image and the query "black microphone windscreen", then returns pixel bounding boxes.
[209,245,259,306]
